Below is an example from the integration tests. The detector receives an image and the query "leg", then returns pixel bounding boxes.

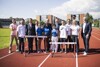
[30,38,33,52]
[27,38,31,53]
[54,37,58,53]
[15,35,19,51]
[64,39,67,53]
[38,38,42,53]
[9,35,14,53]
[60,38,63,52]
[75,36,79,53]
[47,37,51,51]
[83,34,87,52]
[69,36,73,51]
[72,36,75,52]
[44,38,48,52]
[18,37,21,52]
[22,38,24,53]
[57,38,60,52]
[35,38,38,52]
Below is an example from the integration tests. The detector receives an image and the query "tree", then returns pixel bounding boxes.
[85,13,93,23]
[40,21,45,26]
[32,19,37,24]
[93,19,99,27]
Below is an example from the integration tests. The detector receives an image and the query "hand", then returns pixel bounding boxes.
[86,34,89,38]
[78,36,79,39]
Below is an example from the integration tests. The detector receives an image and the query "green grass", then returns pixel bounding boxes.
[0,28,15,49]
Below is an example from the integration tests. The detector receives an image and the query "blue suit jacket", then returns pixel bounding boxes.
[25,23,36,35]
[81,22,92,37]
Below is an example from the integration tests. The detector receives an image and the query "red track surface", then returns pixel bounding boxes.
[0,28,100,67]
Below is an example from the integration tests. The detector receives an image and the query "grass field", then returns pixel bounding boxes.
[0,28,15,49]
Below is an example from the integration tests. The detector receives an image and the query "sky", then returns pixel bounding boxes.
[0,0,100,20]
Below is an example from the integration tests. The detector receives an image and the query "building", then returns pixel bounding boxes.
[0,18,23,28]
[36,15,64,24]
[0,18,12,28]
[67,14,85,24]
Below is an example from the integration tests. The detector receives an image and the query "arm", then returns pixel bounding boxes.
[86,23,92,38]
[88,23,92,35]
[25,24,28,35]
[16,26,19,40]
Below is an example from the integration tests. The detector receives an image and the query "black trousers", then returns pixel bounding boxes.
[35,38,38,52]
[27,38,33,53]
[71,35,79,53]
[18,37,24,53]
[58,38,60,52]
[44,36,51,52]
[83,33,90,52]
[66,35,73,50]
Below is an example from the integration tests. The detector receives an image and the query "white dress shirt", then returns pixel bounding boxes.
[83,22,86,33]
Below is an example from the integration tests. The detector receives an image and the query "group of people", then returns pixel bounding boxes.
[9,17,92,56]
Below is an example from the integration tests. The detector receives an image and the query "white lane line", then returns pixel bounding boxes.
[71,53,75,58]
[0,47,27,60]
[92,35,100,41]
[38,53,51,67]
[76,53,78,67]
[92,32,100,36]
[0,52,15,60]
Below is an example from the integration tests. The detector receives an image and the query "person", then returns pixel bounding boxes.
[44,19,52,53]
[9,19,18,53]
[50,24,58,57]
[35,20,38,52]
[59,21,67,53]
[70,20,80,54]
[36,23,44,53]
[55,18,60,30]
[25,18,36,54]
[17,19,25,54]
[81,17,92,55]
[55,18,61,52]
[65,19,73,52]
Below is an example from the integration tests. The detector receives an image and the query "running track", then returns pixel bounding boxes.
[0,27,100,67]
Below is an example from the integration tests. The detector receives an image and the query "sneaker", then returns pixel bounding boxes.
[64,51,67,54]
[51,53,54,57]
[60,50,63,53]
[55,51,57,53]
[44,51,47,54]
[83,52,87,56]
[16,49,19,52]
[8,50,11,53]
[38,51,40,53]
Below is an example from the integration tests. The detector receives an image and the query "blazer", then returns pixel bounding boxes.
[25,23,36,35]
[81,22,92,37]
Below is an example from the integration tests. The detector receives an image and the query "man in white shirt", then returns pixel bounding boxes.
[17,19,25,54]
[59,21,67,53]
[9,19,18,53]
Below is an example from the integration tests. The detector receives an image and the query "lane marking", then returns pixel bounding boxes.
[76,53,78,67]
[92,35,100,41]
[0,47,27,60]
[0,52,15,60]
[38,53,51,67]
[92,32,100,36]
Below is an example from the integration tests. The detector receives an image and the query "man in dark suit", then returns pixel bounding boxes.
[26,18,36,54]
[81,17,92,55]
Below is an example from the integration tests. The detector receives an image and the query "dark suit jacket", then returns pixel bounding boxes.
[81,22,92,37]
[25,23,36,35]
